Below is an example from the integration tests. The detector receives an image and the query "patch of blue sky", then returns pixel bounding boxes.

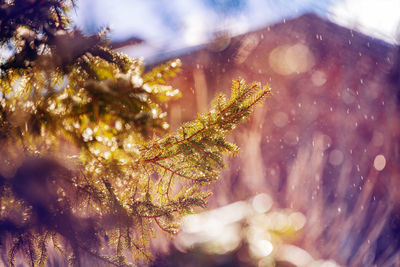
[70,0,399,59]
[71,0,333,44]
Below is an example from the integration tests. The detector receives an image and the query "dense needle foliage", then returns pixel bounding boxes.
[0,0,271,266]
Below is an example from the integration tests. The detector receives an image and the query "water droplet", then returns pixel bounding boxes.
[329,149,344,166]
[273,112,288,128]
[252,193,272,213]
[373,154,386,171]
[82,128,94,142]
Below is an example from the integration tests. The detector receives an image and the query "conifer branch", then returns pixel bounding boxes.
[0,1,271,264]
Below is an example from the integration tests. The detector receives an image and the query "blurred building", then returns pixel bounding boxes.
[138,13,400,266]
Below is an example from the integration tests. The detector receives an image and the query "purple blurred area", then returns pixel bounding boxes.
[139,13,400,267]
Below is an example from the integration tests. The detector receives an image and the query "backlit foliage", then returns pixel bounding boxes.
[0,1,271,266]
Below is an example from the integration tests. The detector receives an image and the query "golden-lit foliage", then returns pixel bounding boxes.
[0,1,270,266]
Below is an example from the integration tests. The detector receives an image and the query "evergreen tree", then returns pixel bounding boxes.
[0,1,271,266]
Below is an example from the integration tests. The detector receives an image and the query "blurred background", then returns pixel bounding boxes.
[72,1,400,266]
